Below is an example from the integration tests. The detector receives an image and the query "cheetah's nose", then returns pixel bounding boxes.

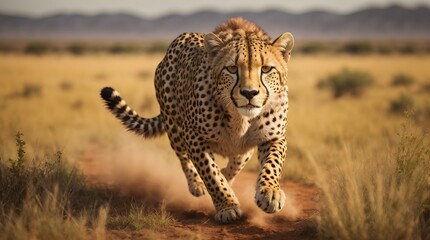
[240,89,259,100]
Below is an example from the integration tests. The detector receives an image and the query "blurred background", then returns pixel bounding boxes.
[0,1,429,238]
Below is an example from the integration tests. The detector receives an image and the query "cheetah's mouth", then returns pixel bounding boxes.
[243,103,259,109]
[237,103,262,118]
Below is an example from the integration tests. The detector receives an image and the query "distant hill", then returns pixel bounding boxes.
[0,5,429,41]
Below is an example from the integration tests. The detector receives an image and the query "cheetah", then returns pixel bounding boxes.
[100,17,294,223]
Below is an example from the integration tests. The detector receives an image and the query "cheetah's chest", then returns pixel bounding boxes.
[209,123,256,157]
[209,104,288,158]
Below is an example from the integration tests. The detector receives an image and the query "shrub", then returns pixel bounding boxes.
[390,93,414,114]
[1,134,84,212]
[24,42,52,55]
[109,44,139,54]
[340,42,373,55]
[0,133,109,239]
[22,83,42,98]
[317,68,375,98]
[399,44,419,55]
[391,74,415,87]
[5,83,42,99]
[300,42,327,54]
[67,43,88,55]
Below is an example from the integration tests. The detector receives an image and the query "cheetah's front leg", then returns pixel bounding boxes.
[189,145,242,223]
[255,138,287,213]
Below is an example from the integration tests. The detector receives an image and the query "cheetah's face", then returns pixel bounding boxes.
[205,32,294,118]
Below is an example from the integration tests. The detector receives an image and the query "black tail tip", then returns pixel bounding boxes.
[101,87,114,101]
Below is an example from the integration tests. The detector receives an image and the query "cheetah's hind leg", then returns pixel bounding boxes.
[177,153,206,197]
[221,149,254,185]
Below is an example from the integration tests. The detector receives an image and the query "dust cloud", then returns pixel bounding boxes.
[80,134,302,228]
[82,135,213,213]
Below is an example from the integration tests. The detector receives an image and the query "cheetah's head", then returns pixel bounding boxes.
[204,31,294,118]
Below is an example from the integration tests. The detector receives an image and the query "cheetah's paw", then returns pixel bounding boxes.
[214,206,242,224]
[255,187,286,213]
[188,181,206,197]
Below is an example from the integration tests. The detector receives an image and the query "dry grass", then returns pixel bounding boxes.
[282,55,430,183]
[107,203,175,230]
[311,122,429,239]
[0,54,165,161]
[2,188,107,240]
[0,52,429,238]
[0,133,109,240]
[0,132,175,239]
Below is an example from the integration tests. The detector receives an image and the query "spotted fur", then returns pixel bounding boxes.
[101,17,294,223]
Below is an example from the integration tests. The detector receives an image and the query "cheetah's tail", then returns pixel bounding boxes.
[100,87,165,138]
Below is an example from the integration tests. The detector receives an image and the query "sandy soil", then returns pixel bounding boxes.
[80,144,320,240]
[160,173,320,240]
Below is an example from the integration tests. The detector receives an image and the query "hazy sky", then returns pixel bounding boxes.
[0,0,429,17]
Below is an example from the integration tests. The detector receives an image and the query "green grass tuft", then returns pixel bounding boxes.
[9,132,26,177]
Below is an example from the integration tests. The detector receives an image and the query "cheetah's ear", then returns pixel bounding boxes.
[204,33,224,58]
[272,32,294,63]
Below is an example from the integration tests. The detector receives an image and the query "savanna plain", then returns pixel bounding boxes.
[0,44,429,239]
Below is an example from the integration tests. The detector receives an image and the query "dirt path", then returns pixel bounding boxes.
[163,173,320,240]
[80,144,320,239]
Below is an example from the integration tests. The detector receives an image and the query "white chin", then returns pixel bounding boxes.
[237,107,262,118]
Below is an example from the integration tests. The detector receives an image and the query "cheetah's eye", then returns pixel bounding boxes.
[226,66,238,74]
[261,65,274,74]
